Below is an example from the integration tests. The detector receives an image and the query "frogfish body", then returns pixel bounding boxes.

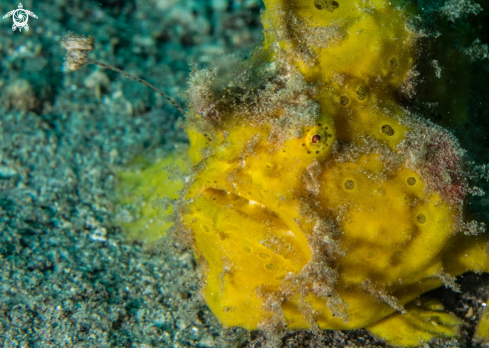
[117,0,489,346]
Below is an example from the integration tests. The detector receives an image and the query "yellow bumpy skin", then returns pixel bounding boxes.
[176,0,489,346]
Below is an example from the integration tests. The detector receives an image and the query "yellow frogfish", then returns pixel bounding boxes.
[116,0,489,346]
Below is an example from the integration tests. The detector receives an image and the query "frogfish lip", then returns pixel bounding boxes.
[182,180,313,280]
[181,180,319,329]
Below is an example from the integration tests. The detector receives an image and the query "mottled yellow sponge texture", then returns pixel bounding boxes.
[179,0,488,346]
